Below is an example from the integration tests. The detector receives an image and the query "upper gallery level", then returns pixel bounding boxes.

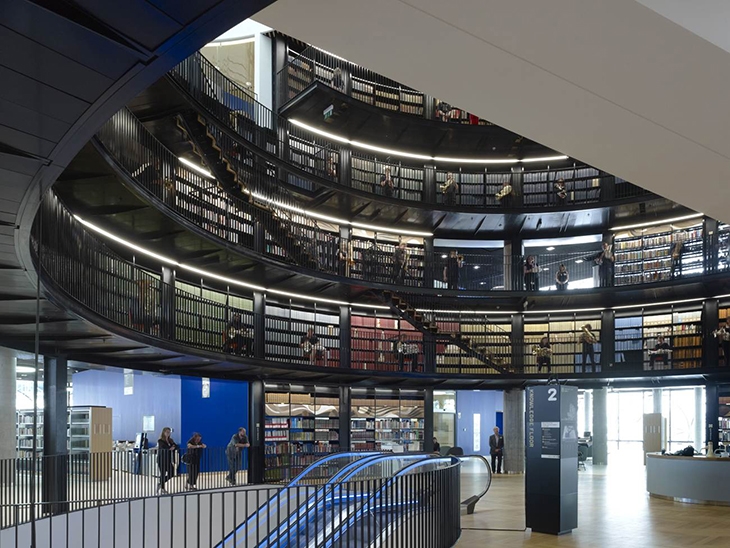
[154,52,660,219]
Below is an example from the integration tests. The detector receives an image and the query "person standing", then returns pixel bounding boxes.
[433,437,441,454]
[716,319,730,366]
[536,336,552,373]
[442,172,459,206]
[594,242,614,288]
[489,427,504,474]
[225,427,250,486]
[555,264,569,291]
[443,250,463,290]
[524,255,540,291]
[185,432,206,491]
[393,240,407,285]
[579,324,598,370]
[554,178,567,206]
[380,167,395,198]
[156,427,178,495]
[300,328,322,365]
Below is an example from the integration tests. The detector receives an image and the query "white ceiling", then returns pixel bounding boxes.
[256,0,730,224]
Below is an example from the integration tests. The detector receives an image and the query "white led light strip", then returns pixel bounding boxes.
[74,215,388,309]
[610,212,703,231]
[290,119,569,164]
[74,216,724,314]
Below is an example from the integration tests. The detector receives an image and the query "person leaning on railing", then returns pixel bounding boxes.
[225,427,250,486]
[441,172,459,206]
[185,432,206,491]
[380,166,395,198]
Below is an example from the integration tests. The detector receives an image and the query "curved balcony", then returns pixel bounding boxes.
[167,53,655,213]
[94,108,727,300]
[31,193,730,386]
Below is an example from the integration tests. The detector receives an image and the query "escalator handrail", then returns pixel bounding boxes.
[255,453,432,548]
[322,456,460,548]
[458,454,493,503]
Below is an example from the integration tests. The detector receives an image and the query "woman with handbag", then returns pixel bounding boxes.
[185,432,206,491]
[156,427,178,495]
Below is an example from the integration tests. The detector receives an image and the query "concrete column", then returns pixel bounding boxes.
[583,390,593,436]
[503,389,524,473]
[593,388,608,465]
[694,387,704,449]
[424,389,434,453]
[653,389,663,414]
[0,347,17,464]
[248,380,265,484]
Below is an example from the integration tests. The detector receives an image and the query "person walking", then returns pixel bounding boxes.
[156,427,178,495]
[226,427,250,486]
[489,427,504,474]
[185,432,206,491]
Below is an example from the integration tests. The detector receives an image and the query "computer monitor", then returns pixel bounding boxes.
[583,431,592,438]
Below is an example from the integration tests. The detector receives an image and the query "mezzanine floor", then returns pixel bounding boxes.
[458,455,730,547]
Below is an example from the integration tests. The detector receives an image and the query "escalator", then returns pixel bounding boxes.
[217,453,457,548]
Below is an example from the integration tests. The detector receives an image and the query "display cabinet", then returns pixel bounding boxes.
[68,406,113,481]
[16,411,44,459]
[351,312,422,372]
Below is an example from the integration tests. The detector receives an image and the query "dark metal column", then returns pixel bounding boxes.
[160,266,175,341]
[43,356,68,514]
[272,35,288,112]
[423,332,436,374]
[248,380,265,484]
[423,94,435,120]
[253,292,266,360]
[423,165,436,205]
[339,305,351,369]
[702,299,720,368]
[423,237,434,290]
[510,167,524,209]
[704,218,719,274]
[599,173,615,202]
[424,389,434,453]
[511,314,525,372]
[600,309,615,370]
[339,386,351,450]
[338,146,352,188]
[505,237,523,291]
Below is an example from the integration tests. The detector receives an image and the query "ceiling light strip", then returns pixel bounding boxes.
[289,119,569,164]
[610,213,704,232]
[74,215,389,309]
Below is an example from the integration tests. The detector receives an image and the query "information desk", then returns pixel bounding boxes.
[646,452,730,506]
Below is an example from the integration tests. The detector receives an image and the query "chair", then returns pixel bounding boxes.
[446,446,464,456]
[578,449,587,470]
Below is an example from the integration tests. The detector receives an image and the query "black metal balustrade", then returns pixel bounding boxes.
[33,194,719,378]
[97,109,699,294]
[1,455,462,548]
[169,53,652,210]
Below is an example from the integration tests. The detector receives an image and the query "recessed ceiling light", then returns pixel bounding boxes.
[575,259,584,264]
[16,366,36,374]
[441,254,447,259]
[546,246,555,251]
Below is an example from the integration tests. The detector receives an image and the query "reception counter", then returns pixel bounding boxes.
[646,452,730,506]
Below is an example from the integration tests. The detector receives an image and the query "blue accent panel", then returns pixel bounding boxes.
[456,390,503,456]
[72,370,181,443]
[180,376,249,449]
[496,411,504,434]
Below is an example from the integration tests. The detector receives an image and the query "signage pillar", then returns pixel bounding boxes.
[525,385,578,535]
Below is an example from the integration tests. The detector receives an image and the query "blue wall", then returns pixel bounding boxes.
[456,390,503,456]
[72,370,181,444]
[180,377,249,450]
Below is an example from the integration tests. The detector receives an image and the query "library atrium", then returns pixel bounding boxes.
[1,1,730,547]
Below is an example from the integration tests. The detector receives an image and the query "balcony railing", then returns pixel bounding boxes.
[96,109,698,296]
[169,53,653,210]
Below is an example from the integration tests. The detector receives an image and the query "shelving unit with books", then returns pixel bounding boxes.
[16,410,44,459]
[348,231,425,287]
[614,223,704,286]
[264,302,340,368]
[434,312,511,375]
[719,395,730,444]
[264,384,341,482]
[350,389,425,453]
[351,312,423,372]
[718,223,730,272]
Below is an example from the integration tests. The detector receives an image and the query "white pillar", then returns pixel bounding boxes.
[694,387,704,449]
[503,389,525,473]
[583,390,593,436]
[0,347,17,461]
[653,388,663,414]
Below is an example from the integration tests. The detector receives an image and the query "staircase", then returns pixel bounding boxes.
[176,112,320,270]
[379,291,509,374]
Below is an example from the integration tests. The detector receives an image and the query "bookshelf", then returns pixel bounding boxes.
[614,307,702,370]
[719,223,730,272]
[264,385,340,482]
[434,313,511,375]
[264,303,340,367]
[348,231,425,287]
[351,313,423,372]
[350,390,425,452]
[614,224,704,286]
[522,316,601,374]
[68,406,113,480]
[16,410,44,459]
[719,396,730,444]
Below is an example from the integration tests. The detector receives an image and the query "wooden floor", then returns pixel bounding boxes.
[458,458,730,547]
